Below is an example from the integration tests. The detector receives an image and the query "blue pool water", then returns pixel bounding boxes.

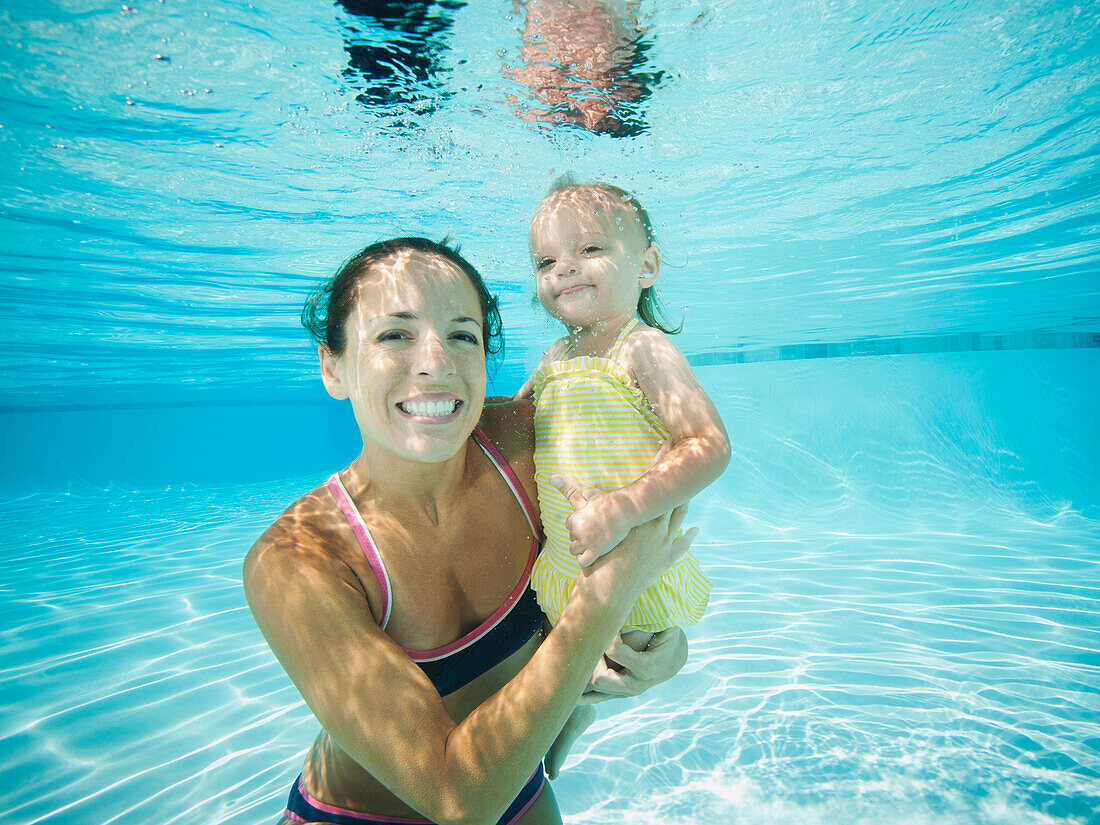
[2,1,1098,823]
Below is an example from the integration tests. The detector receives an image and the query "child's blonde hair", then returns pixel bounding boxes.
[543,175,682,334]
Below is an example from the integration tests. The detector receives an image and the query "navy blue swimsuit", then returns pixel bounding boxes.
[285,427,546,825]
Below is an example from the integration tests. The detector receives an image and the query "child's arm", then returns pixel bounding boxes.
[514,336,570,400]
[565,327,731,566]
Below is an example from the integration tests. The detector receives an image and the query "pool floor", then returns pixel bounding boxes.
[4,350,1098,824]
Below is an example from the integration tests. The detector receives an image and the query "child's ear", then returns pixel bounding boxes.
[319,343,350,401]
[638,245,660,289]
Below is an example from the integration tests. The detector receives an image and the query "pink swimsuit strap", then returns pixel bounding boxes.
[327,472,393,629]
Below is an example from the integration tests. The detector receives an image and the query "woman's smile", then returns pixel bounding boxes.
[396,394,464,422]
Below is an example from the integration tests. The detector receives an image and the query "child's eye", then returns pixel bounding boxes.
[536,257,554,270]
[582,245,602,254]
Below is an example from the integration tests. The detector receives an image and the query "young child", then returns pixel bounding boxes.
[519,177,730,695]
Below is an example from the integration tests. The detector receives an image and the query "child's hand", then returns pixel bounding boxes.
[549,474,631,567]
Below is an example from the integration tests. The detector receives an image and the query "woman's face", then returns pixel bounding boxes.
[321,249,487,466]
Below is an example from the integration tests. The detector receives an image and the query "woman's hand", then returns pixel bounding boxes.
[580,627,689,701]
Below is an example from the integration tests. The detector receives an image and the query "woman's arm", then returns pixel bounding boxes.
[244,500,691,825]
[563,328,731,565]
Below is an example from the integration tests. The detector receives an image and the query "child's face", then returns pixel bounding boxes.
[529,189,658,330]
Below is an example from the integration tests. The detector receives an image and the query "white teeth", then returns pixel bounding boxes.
[400,399,459,418]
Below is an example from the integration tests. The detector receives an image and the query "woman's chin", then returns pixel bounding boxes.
[400,421,479,464]
[413,439,470,465]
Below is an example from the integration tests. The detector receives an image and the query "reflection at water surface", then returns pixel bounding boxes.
[507,0,664,136]
[333,0,663,136]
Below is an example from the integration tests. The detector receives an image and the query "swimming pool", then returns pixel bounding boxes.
[3,1,1098,823]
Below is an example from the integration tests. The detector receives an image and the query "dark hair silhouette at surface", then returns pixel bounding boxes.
[335,0,466,111]
[505,0,663,137]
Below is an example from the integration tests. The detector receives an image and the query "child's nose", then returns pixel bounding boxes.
[556,258,578,277]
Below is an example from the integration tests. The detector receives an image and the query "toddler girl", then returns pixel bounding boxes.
[519,178,731,659]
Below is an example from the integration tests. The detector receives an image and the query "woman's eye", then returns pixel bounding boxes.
[453,331,480,344]
[377,330,409,342]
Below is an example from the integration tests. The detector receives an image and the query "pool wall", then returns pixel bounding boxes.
[3,347,1096,521]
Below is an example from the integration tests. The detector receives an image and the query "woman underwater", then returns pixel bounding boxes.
[244,237,695,825]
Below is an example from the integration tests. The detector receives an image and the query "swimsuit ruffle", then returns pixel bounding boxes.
[531,544,711,632]
[531,355,667,437]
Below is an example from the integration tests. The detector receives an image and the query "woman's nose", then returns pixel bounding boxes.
[413,333,455,376]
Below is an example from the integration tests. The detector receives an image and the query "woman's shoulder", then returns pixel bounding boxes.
[479,396,535,456]
[243,482,342,587]
[476,398,537,500]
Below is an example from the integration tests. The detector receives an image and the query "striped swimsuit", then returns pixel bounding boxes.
[531,318,711,633]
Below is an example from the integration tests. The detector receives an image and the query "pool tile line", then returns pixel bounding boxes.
[687,330,1100,367]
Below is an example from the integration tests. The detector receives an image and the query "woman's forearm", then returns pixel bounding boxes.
[433,581,631,824]
[427,505,685,823]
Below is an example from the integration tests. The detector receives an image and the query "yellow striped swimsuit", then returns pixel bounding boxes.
[531,318,711,632]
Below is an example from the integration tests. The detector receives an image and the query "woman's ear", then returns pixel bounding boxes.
[318,343,350,400]
[638,246,660,289]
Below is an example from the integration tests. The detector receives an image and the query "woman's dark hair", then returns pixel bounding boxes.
[301,237,504,357]
[544,176,682,334]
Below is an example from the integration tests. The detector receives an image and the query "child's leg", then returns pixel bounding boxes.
[545,704,596,780]
[545,630,657,778]
[619,629,655,653]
